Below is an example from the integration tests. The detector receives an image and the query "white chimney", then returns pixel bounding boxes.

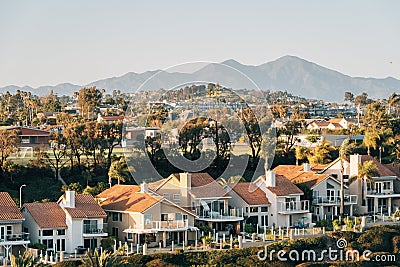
[303,163,312,172]
[180,172,191,191]
[265,171,276,187]
[65,191,75,208]
[349,154,362,178]
[140,182,148,193]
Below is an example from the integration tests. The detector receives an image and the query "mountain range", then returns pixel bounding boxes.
[1,55,399,102]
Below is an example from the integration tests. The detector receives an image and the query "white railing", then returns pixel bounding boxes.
[278,200,309,213]
[367,189,395,195]
[137,220,188,230]
[0,233,30,243]
[312,195,358,205]
[196,208,244,219]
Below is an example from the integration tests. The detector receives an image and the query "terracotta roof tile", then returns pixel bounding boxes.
[98,185,161,213]
[61,193,106,218]
[23,202,67,228]
[273,164,333,188]
[228,183,270,205]
[261,175,304,196]
[171,173,230,198]
[360,155,398,177]
[0,192,24,221]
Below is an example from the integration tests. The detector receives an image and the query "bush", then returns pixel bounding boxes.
[28,242,46,251]
[315,219,333,231]
[357,226,399,252]
[244,224,255,233]
[52,261,81,267]
[343,218,354,231]
[393,235,400,253]
[101,236,116,251]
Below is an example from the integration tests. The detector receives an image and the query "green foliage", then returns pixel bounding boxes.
[244,223,255,233]
[62,182,83,193]
[315,219,333,231]
[343,217,354,231]
[101,237,116,252]
[357,226,399,252]
[28,243,47,251]
[10,251,40,267]
[81,249,122,267]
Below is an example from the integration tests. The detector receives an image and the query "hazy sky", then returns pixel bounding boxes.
[0,1,399,88]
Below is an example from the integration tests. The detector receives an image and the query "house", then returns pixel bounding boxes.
[319,154,400,216]
[307,121,330,131]
[254,171,312,228]
[97,184,197,247]
[97,114,124,124]
[327,122,344,131]
[224,183,270,227]
[347,155,400,216]
[5,126,51,148]
[148,173,244,235]
[23,191,107,254]
[273,164,357,220]
[22,202,68,253]
[328,118,357,129]
[0,192,30,260]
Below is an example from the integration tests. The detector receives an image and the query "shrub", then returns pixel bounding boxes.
[392,235,400,253]
[357,226,399,252]
[343,218,354,231]
[244,224,255,233]
[315,219,333,231]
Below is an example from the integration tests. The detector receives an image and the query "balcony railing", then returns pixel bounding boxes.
[195,208,244,220]
[366,189,395,196]
[278,200,309,213]
[83,223,108,234]
[0,233,30,243]
[312,195,358,205]
[143,220,188,230]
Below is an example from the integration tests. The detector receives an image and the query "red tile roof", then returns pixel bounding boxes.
[262,174,304,196]
[273,164,333,188]
[61,193,106,218]
[228,183,270,205]
[97,185,161,213]
[171,173,230,198]
[23,202,67,228]
[360,155,398,177]
[0,192,24,220]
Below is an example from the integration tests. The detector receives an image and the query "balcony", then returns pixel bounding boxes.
[83,223,108,237]
[366,189,400,198]
[195,208,244,222]
[312,195,358,205]
[0,233,30,245]
[278,200,309,214]
[144,220,188,230]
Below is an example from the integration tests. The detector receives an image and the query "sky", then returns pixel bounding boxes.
[0,0,399,88]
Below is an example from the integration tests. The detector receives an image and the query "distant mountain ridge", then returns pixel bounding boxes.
[1,55,399,102]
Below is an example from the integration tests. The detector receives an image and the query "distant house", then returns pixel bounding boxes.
[328,118,357,129]
[97,114,124,124]
[307,121,330,131]
[4,126,51,148]
[22,191,108,254]
[0,192,30,260]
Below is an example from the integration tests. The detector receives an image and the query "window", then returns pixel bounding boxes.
[42,230,53,236]
[261,206,268,212]
[57,229,65,235]
[56,239,65,252]
[6,226,12,235]
[127,233,133,240]
[163,193,170,199]
[42,239,54,250]
[175,213,182,220]
[191,201,196,210]
[250,207,258,213]
[112,212,122,222]
[112,227,119,238]
[144,214,152,225]
[173,194,180,201]
[183,214,188,221]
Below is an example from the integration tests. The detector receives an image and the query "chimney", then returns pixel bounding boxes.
[303,163,312,172]
[349,154,362,178]
[180,172,191,191]
[65,191,75,208]
[265,171,276,187]
[140,182,148,193]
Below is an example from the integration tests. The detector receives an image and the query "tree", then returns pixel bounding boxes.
[0,129,20,170]
[307,139,333,165]
[81,249,122,267]
[44,132,69,181]
[387,93,400,115]
[354,92,371,107]
[339,138,352,218]
[108,157,132,185]
[344,92,354,103]
[295,146,308,166]
[63,122,86,170]
[277,120,303,154]
[98,122,123,168]
[349,160,379,206]
[239,108,262,159]
[77,87,102,119]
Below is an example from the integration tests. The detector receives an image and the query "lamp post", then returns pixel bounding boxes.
[19,184,26,208]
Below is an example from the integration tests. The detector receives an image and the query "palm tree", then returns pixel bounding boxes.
[339,138,352,218]
[295,146,308,166]
[387,93,400,115]
[81,249,122,267]
[363,131,380,155]
[349,160,379,207]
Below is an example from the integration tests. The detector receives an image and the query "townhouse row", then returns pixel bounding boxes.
[1,153,399,258]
